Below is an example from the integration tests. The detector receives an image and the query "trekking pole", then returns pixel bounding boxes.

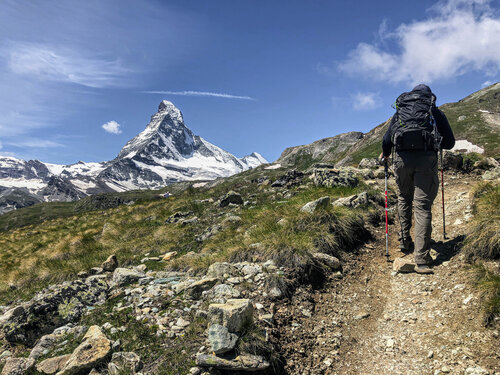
[384,159,390,262]
[440,149,448,240]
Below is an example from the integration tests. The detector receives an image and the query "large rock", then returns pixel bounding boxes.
[208,324,239,354]
[207,262,239,278]
[56,326,112,375]
[36,355,71,374]
[107,352,143,375]
[312,253,341,270]
[332,192,369,208]
[165,211,193,224]
[0,279,108,346]
[209,299,254,333]
[111,268,145,287]
[300,196,330,213]
[1,357,35,375]
[358,158,379,169]
[442,151,463,170]
[219,191,243,207]
[271,169,304,188]
[482,167,500,181]
[393,258,416,273]
[312,168,359,188]
[30,326,87,360]
[196,353,269,371]
[101,255,118,272]
[184,278,218,299]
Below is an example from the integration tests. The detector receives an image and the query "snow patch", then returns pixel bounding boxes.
[450,140,484,154]
[265,163,282,170]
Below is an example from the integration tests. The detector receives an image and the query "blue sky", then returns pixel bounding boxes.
[0,0,499,164]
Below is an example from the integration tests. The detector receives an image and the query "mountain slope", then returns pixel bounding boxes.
[277,82,500,168]
[0,101,267,213]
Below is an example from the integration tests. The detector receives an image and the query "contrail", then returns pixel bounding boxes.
[141,90,256,100]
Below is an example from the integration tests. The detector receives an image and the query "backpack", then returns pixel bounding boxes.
[391,90,442,152]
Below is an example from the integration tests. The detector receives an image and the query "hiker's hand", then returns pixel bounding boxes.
[379,152,388,164]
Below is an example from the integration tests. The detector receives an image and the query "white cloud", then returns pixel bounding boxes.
[352,92,381,111]
[338,0,500,84]
[482,80,494,87]
[0,141,2,150]
[142,90,256,100]
[4,42,130,88]
[102,120,122,134]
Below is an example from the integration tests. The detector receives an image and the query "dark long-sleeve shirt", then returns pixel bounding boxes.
[382,107,455,157]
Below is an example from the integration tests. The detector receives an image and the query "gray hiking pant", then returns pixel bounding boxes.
[393,151,439,265]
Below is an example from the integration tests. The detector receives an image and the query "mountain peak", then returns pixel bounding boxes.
[157,100,183,122]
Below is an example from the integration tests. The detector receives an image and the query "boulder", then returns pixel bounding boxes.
[312,253,341,270]
[207,262,239,278]
[300,196,330,213]
[271,169,304,188]
[162,251,177,261]
[101,255,118,272]
[442,151,463,170]
[312,168,359,188]
[358,158,379,169]
[36,355,71,374]
[209,299,254,333]
[165,211,193,224]
[1,357,35,375]
[0,279,107,346]
[393,258,416,273]
[208,324,239,354]
[211,284,241,299]
[111,268,145,287]
[332,192,369,208]
[184,278,218,299]
[107,352,143,375]
[29,326,87,360]
[482,167,500,181]
[56,326,112,375]
[195,353,269,371]
[219,191,243,207]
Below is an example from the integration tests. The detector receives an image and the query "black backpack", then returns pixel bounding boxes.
[391,90,442,152]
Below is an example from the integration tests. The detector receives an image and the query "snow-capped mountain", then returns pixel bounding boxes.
[0,100,268,213]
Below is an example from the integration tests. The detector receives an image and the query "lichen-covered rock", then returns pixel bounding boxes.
[1,357,35,375]
[482,166,500,181]
[56,326,112,375]
[36,355,71,374]
[209,299,253,333]
[107,352,143,375]
[300,196,330,213]
[0,278,108,346]
[312,168,359,188]
[165,211,193,224]
[111,268,145,287]
[207,324,238,354]
[271,169,304,188]
[184,278,218,299]
[442,151,463,170]
[195,353,269,371]
[219,191,243,207]
[358,158,379,169]
[29,326,87,360]
[332,192,369,208]
[207,262,239,279]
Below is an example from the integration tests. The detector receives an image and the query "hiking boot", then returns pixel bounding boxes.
[399,237,414,254]
[415,265,434,274]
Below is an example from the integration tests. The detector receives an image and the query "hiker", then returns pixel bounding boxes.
[381,84,455,274]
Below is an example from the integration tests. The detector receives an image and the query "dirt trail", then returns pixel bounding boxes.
[276,174,499,375]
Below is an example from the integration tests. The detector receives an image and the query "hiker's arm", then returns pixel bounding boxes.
[434,109,455,150]
[382,116,396,157]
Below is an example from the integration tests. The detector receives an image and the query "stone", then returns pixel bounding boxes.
[36,355,71,374]
[1,357,35,375]
[311,168,359,188]
[107,352,143,375]
[332,192,370,208]
[0,278,107,346]
[300,196,330,213]
[392,258,416,273]
[184,278,218,299]
[101,255,118,272]
[111,268,145,287]
[211,284,241,299]
[29,326,87,360]
[207,262,239,278]
[358,158,379,169]
[209,299,254,333]
[162,251,177,261]
[176,317,190,328]
[482,167,500,181]
[56,326,112,375]
[208,324,239,354]
[312,253,341,270]
[221,216,242,227]
[195,353,269,371]
[241,264,262,276]
[442,151,463,170]
[270,169,304,188]
[181,217,199,226]
[219,191,243,207]
[165,211,193,224]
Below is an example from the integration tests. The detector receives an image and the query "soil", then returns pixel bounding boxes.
[274,173,499,375]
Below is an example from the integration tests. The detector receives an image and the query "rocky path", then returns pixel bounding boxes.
[276,174,499,375]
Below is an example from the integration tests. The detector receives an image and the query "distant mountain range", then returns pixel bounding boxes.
[0,100,267,214]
